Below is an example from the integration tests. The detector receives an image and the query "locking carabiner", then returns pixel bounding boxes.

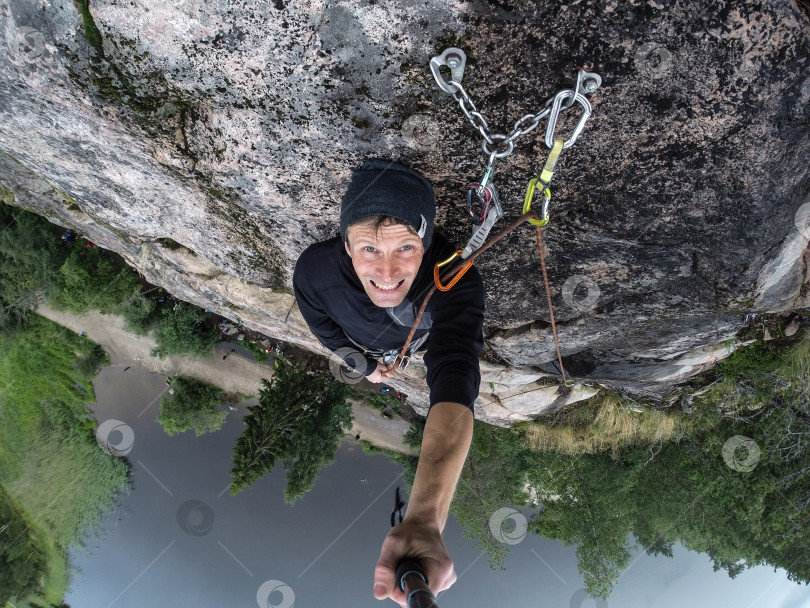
[466,182,492,225]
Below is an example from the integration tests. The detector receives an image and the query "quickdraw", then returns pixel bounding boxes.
[523,138,564,226]
[392,49,603,381]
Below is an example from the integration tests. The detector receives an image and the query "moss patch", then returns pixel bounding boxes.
[74,0,103,50]
[0,184,14,205]
[156,237,184,251]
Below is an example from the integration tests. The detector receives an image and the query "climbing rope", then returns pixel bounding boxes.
[393,49,602,380]
[534,224,568,386]
[395,211,541,369]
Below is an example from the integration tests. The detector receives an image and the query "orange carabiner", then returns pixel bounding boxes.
[434,250,474,292]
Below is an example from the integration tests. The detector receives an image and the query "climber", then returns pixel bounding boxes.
[293,158,484,606]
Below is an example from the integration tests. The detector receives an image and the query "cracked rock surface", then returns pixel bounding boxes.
[1,0,809,425]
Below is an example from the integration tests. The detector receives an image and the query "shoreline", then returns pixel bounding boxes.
[36,304,417,456]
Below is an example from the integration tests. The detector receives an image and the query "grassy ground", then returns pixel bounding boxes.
[0,315,130,606]
[523,325,809,457]
[2,492,69,608]
[523,392,679,455]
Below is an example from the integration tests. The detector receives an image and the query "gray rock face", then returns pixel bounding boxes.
[1,0,809,424]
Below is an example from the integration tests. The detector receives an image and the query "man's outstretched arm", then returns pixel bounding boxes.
[373,401,474,605]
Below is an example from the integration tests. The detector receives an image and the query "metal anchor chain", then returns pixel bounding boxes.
[394,50,603,384]
[430,47,602,250]
[430,47,601,158]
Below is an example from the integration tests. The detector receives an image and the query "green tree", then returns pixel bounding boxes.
[366,392,400,415]
[229,357,352,503]
[118,289,160,335]
[0,202,146,328]
[282,391,353,503]
[522,393,810,599]
[150,301,219,359]
[450,424,538,569]
[158,376,227,436]
[48,247,139,314]
[0,203,68,328]
[72,344,110,378]
[528,452,635,599]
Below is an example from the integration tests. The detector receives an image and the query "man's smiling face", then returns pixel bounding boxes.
[345,219,425,308]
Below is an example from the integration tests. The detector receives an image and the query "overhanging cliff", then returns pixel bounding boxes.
[1,0,809,424]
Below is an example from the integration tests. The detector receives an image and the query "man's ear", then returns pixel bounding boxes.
[344,239,352,258]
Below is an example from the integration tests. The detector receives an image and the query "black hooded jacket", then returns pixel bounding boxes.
[293,232,484,411]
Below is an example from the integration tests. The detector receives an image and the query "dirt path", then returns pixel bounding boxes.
[37,304,416,455]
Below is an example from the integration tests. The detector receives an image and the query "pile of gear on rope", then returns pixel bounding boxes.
[394,48,602,386]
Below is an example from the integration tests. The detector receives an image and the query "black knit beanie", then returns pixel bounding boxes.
[339,158,435,249]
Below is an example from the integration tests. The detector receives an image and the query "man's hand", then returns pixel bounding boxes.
[367,362,396,383]
[373,519,456,607]
[373,402,474,605]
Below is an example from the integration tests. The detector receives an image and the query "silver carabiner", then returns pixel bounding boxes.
[545,89,593,149]
[429,48,466,95]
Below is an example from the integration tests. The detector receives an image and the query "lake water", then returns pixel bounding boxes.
[64,365,807,608]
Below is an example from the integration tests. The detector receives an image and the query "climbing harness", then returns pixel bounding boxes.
[393,49,602,382]
[345,330,429,371]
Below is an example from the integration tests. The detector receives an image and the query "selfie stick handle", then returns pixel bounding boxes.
[396,558,439,608]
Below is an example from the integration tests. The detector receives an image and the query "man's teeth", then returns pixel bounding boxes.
[373,281,400,290]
